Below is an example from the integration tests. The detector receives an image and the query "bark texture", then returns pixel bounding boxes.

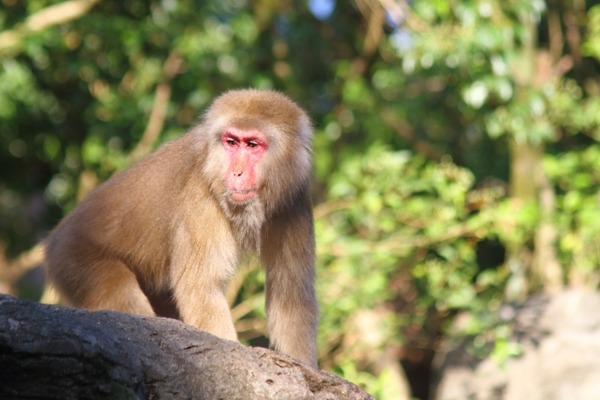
[0,294,373,400]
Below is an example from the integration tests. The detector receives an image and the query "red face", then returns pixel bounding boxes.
[222,127,268,203]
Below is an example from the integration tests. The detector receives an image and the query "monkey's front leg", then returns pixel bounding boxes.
[169,230,239,341]
[176,285,238,341]
[264,266,318,367]
[262,214,318,367]
[170,260,238,341]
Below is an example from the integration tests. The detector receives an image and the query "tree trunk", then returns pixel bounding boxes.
[0,294,373,400]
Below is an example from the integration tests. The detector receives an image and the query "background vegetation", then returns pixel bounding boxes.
[1,1,599,398]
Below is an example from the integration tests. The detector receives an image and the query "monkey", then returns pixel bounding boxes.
[44,89,318,367]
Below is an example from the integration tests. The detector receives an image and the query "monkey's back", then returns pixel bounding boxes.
[44,132,211,298]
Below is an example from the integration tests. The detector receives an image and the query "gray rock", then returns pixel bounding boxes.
[433,290,600,400]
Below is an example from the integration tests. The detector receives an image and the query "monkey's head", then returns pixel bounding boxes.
[199,89,313,212]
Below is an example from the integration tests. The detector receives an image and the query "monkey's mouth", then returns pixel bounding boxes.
[230,189,257,202]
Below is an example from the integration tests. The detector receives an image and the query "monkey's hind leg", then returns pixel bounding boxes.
[61,259,156,317]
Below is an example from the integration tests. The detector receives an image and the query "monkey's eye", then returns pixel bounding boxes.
[225,137,237,147]
[247,140,258,148]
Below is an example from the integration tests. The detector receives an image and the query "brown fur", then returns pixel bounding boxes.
[45,89,318,366]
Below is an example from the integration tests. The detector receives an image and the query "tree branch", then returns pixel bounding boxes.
[129,50,184,163]
[0,0,101,56]
[0,294,374,400]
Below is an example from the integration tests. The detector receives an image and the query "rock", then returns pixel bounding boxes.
[432,290,600,400]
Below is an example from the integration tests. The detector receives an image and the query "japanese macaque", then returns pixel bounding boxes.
[44,89,318,367]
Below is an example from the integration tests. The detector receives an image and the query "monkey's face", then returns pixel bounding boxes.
[200,89,312,212]
[221,127,268,203]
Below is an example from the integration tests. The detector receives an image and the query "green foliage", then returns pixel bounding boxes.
[544,145,600,276]
[316,147,508,373]
[335,361,410,400]
[583,5,600,60]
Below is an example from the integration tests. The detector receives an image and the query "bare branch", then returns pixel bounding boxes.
[129,50,184,162]
[0,0,101,56]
